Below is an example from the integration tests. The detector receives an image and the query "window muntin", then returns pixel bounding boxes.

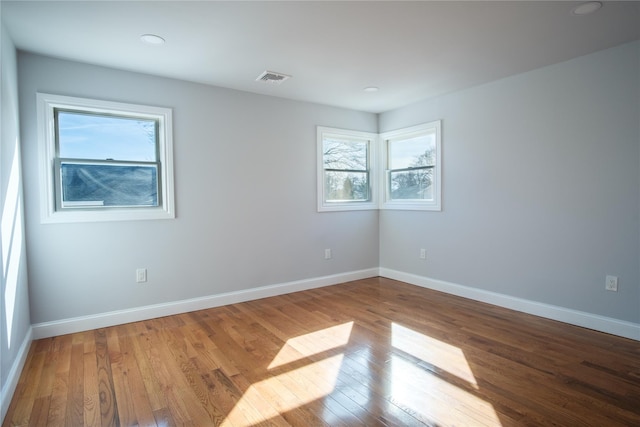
[381,121,442,211]
[317,127,377,212]
[38,93,175,223]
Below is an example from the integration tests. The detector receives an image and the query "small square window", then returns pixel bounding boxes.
[381,121,442,211]
[317,127,377,212]
[37,93,175,223]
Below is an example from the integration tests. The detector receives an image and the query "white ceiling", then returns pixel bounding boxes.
[2,1,639,113]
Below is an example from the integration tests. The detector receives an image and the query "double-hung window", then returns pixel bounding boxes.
[317,121,441,212]
[381,121,442,211]
[317,127,377,211]
[38,93,175,223]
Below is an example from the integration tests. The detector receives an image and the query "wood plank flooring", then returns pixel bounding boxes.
[4,277,640,426]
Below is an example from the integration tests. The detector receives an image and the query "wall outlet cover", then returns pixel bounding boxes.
[136,268,147,283]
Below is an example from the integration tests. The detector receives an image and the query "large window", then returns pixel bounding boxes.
[37,93,175,223]
[317,127,377,211]
[381,121,442,211]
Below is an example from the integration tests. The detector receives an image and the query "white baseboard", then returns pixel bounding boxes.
[32,268,379,340]
[25,265,640,343]
[380,268,640,341]
[1,326,33,423]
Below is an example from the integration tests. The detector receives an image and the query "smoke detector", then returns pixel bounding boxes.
[256,70,291,85]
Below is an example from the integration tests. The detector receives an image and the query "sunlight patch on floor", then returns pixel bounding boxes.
[391,323,502,426]
[268,321,353,369]
[223,322,353,426]
[222,354,346,426]
[391,322,478,387]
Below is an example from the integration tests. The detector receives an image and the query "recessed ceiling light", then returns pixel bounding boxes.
[140,34,165,45]
[363,86,379,93]
[571,1,602,16]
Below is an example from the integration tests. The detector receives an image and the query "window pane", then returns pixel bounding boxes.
[324,171,369,201]
[389,169,433,200]
[61,163,158,207]
[323,138,368,170]
[57,111,157,161]
[389,133,435,169]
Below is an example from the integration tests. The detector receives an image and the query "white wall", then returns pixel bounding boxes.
[1,23,32,419]
[18,53,379,325]
[379,41,640,324]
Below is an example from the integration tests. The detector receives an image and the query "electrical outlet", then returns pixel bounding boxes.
[419,248,426,260]
[605,275,618,292]
[136,268,147,283]
[324,249,332,260]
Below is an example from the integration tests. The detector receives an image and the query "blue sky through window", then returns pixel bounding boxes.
[57,111,157,161]
[389,133,435,169]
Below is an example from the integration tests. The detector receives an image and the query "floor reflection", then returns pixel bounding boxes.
[268,321,353,369]
[222,316,502,426]
[391,322,478,387]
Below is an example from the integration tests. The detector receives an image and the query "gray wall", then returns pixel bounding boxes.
[1,24,31,413]
[12,39,640,330]
[379,41,640,323]
[18,53,379,324]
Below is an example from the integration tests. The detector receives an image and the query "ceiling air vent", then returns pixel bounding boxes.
[256,70,291,85]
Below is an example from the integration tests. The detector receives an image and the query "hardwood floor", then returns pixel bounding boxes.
[4,277,640,426]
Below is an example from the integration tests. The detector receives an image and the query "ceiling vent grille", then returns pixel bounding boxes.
[256,70,291,85]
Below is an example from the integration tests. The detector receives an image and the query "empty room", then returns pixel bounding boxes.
[1,1,639,426]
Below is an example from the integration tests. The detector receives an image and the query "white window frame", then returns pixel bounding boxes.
[37,93,175,223]
[317,126,378,212]
[380,120,442,211]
